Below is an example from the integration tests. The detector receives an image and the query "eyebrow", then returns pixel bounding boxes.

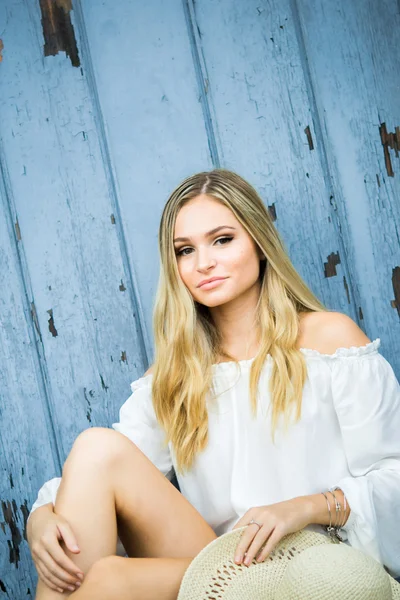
[173,225,236,244]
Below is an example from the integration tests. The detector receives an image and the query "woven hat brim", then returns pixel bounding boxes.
[177,527,400,600]
[177,527,334,600]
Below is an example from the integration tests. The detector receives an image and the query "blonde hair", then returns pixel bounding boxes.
[152,169,327,473]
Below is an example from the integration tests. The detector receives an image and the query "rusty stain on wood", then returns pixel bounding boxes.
[391,266,400,317]
[324,252,340,277]
[268,203,277,222]
[47,309,58,337]
[121,350,127,363]
[39,0,80,67]
[0,39,3,63]
[304,125,314,150]
[15,219,21,241]
[379,123,400,177]
[119,280,126,292]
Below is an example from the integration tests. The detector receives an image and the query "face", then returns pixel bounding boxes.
[173,195,263,308]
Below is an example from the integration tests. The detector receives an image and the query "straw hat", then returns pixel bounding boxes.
[177,527,400,600]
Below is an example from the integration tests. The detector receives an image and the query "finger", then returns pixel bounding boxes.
[232,511,253,530]
[57,522,81,554]
[39,549,83,586]
[256,527,283,562]
[244,526,273,565]
[36,563,68,593]
[42,538,84,579]
[234,525,259,564]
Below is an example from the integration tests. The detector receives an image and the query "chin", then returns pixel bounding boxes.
[195,291,238,308]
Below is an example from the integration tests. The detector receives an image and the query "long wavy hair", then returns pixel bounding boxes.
[152,169,327,473]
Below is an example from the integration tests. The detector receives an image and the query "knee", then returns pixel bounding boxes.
[83,556,125,598]
[64,428,132,474]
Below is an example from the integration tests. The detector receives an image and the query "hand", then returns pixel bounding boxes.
[27,503,84,593]
[232,497,313,566]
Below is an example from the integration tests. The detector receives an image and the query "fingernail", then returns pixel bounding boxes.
[75,581,81,587]
[57,589,64,594]
[77,573,84,580]
[71,545,80,551]
[68,586,75,591]
[234,556,241,564]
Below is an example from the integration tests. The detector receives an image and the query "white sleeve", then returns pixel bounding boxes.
[112,375,174,480]
[30,375,173,518]
[29,477,61,517]
[331,343,400,577]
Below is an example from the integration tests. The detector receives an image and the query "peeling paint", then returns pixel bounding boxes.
[121,350,127,363]
[379,122,399,177]
[9,473,14,489]
[324,252,340,277]
[15,219,21,241]
[268,203,277,222]
[20,500,29,541]
[47,309,58,337]
[359,307,364,320]
[1,500,22,567]
[119,280,126,292]
[304,125,314,150]
[39,0,80,67]
[100,374,109,392]
[110,214,116,224]
[343,276,350,303]
[391,266,400,317]
[376,174,381,188]
[84,387,92,423]
[30,302,42,341]
[0,39,3,63]
[0,580,7,593]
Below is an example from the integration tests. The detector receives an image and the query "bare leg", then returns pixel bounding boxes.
[73,556,192,600]
[35,428,216,599]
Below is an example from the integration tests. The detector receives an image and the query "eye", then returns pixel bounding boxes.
[215,236,233,245]
[175,246,193,257]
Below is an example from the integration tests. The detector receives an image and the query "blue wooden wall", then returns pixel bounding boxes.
[0,0,399,596]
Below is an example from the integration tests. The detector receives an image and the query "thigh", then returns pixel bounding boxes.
[113,438,216,559]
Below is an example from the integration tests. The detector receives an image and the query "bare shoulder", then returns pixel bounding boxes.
[144,364,154,376]
[298,311,371,355]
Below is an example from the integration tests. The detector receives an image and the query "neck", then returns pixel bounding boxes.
[209,281,261,362]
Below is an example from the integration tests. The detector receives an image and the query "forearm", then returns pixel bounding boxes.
[302,488,351,528]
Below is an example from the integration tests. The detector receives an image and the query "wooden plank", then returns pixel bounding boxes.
[0,0,148,470]
[0,165,59,597]
[185,0,360,332]
[294,0,400,369]
[77,0,214,344]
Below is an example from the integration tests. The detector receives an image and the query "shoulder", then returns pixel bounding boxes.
[144,365,154,376]
[298,311,371,355]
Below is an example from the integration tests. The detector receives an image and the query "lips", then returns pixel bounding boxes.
[198,276,227,289]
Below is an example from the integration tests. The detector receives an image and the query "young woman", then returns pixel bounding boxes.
[27,169,400,599]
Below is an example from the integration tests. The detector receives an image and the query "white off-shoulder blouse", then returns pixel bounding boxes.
[30,339,400,577]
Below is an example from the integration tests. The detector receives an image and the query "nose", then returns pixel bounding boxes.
[196,247,217,273]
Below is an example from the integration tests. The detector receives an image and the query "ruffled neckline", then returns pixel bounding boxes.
[131,339,381,387]
[212,338,381,373]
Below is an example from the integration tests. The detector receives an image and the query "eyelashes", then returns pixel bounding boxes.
[175,236,234,257]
